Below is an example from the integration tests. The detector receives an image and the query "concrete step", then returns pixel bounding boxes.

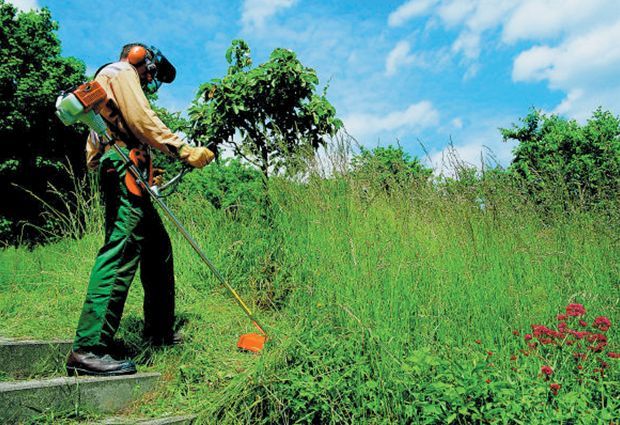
[96,414,196,424]
[0,338,72,378]
[0,372,160,423]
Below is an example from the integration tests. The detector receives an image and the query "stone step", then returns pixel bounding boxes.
[0,338,73,378]
[0,372,160,423]
[96,414,196,424]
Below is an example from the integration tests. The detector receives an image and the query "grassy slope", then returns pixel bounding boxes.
[1,179,619,423]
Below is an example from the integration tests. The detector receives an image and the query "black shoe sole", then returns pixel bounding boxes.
[66,365,137,377]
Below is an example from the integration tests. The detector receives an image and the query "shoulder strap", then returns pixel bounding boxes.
[94,62,113,78]
[93,63,142,147]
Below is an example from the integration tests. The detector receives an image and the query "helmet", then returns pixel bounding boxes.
[124,43,176,93]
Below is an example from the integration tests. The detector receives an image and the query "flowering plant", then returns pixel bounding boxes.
[513,303,617,397]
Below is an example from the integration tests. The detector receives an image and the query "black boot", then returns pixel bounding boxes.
[66,350,137,376]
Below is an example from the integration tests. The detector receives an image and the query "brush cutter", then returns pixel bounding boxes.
[55,81,267,353]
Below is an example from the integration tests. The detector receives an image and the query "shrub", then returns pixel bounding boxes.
[178,158,262,215]
[501,108,620,206]
[351,145,432,194]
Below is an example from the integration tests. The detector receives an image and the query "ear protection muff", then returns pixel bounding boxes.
[127,46,157,74]
[123,43,176,93]
[127,45,147,65]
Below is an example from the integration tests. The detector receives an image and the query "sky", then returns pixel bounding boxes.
[9,0,620,170]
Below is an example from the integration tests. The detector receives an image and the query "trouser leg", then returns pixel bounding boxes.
[141,205,176,341]
[73,151,145,352]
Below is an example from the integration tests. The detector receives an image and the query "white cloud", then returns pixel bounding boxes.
[390,0,519,78]
[502,0,616,43]
[385,41,416,76]
[553,89,585,117]
[241,0,296,31]
[513,21,620,89]
[389,0,439,27]
[437,0,475,28]
[344,102,440,138]
[429,131,517,175]
[512,45,557,83]
[451,118,463,129]
[430,141,486,172]
[7,0,39,10]
[512,20,620,118]
[387,0,620,118]
[451,30,480,60]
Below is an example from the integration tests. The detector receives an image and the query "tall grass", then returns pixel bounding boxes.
[201,171,618,423]
[1,143,618,423]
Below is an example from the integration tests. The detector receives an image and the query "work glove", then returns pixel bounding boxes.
[152,168,165,186]
[179,144,215,169]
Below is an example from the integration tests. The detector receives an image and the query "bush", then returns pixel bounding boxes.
[502,108,620,206]
[178,158,263,215]
[351,145,432,194]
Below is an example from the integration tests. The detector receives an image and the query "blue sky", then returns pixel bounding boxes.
[11,0,620,170]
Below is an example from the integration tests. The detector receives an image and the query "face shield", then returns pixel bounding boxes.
[142,46,176,94]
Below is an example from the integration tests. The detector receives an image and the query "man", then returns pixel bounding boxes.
[66,43,213,376]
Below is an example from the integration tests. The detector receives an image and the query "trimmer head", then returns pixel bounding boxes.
[237,333,267,353]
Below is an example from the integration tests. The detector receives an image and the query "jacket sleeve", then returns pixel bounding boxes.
[108,67,185,156]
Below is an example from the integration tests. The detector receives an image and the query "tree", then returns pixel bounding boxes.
[188,39,342,186]
[351,145,432,193]
[0,1,86,245]
[148,92,190,176]
[501,108,620,203]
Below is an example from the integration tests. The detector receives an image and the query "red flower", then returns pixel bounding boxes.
[550,330,562,339]
[557,314,567,321]
[510,355,517,361]
[586,334,607,353]
[566,303,586,317]
[593,316,611,332]
[524,334,533,341]
[587,333,607,343]
[608,352,620,359]
[475,339,481,344]
[513,330,520,336]
[577,364,583,370]
[541,365,553,376]
[485,379,491,384]
[571,330,589,339]
[579,320,588,327]
[550,383,561,396]
[532,324,551,337]
[487,351,493,356]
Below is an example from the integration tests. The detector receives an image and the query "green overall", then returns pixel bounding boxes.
[73,148,175,351]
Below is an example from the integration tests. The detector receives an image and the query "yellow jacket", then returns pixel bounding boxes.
[85,61,185,170]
